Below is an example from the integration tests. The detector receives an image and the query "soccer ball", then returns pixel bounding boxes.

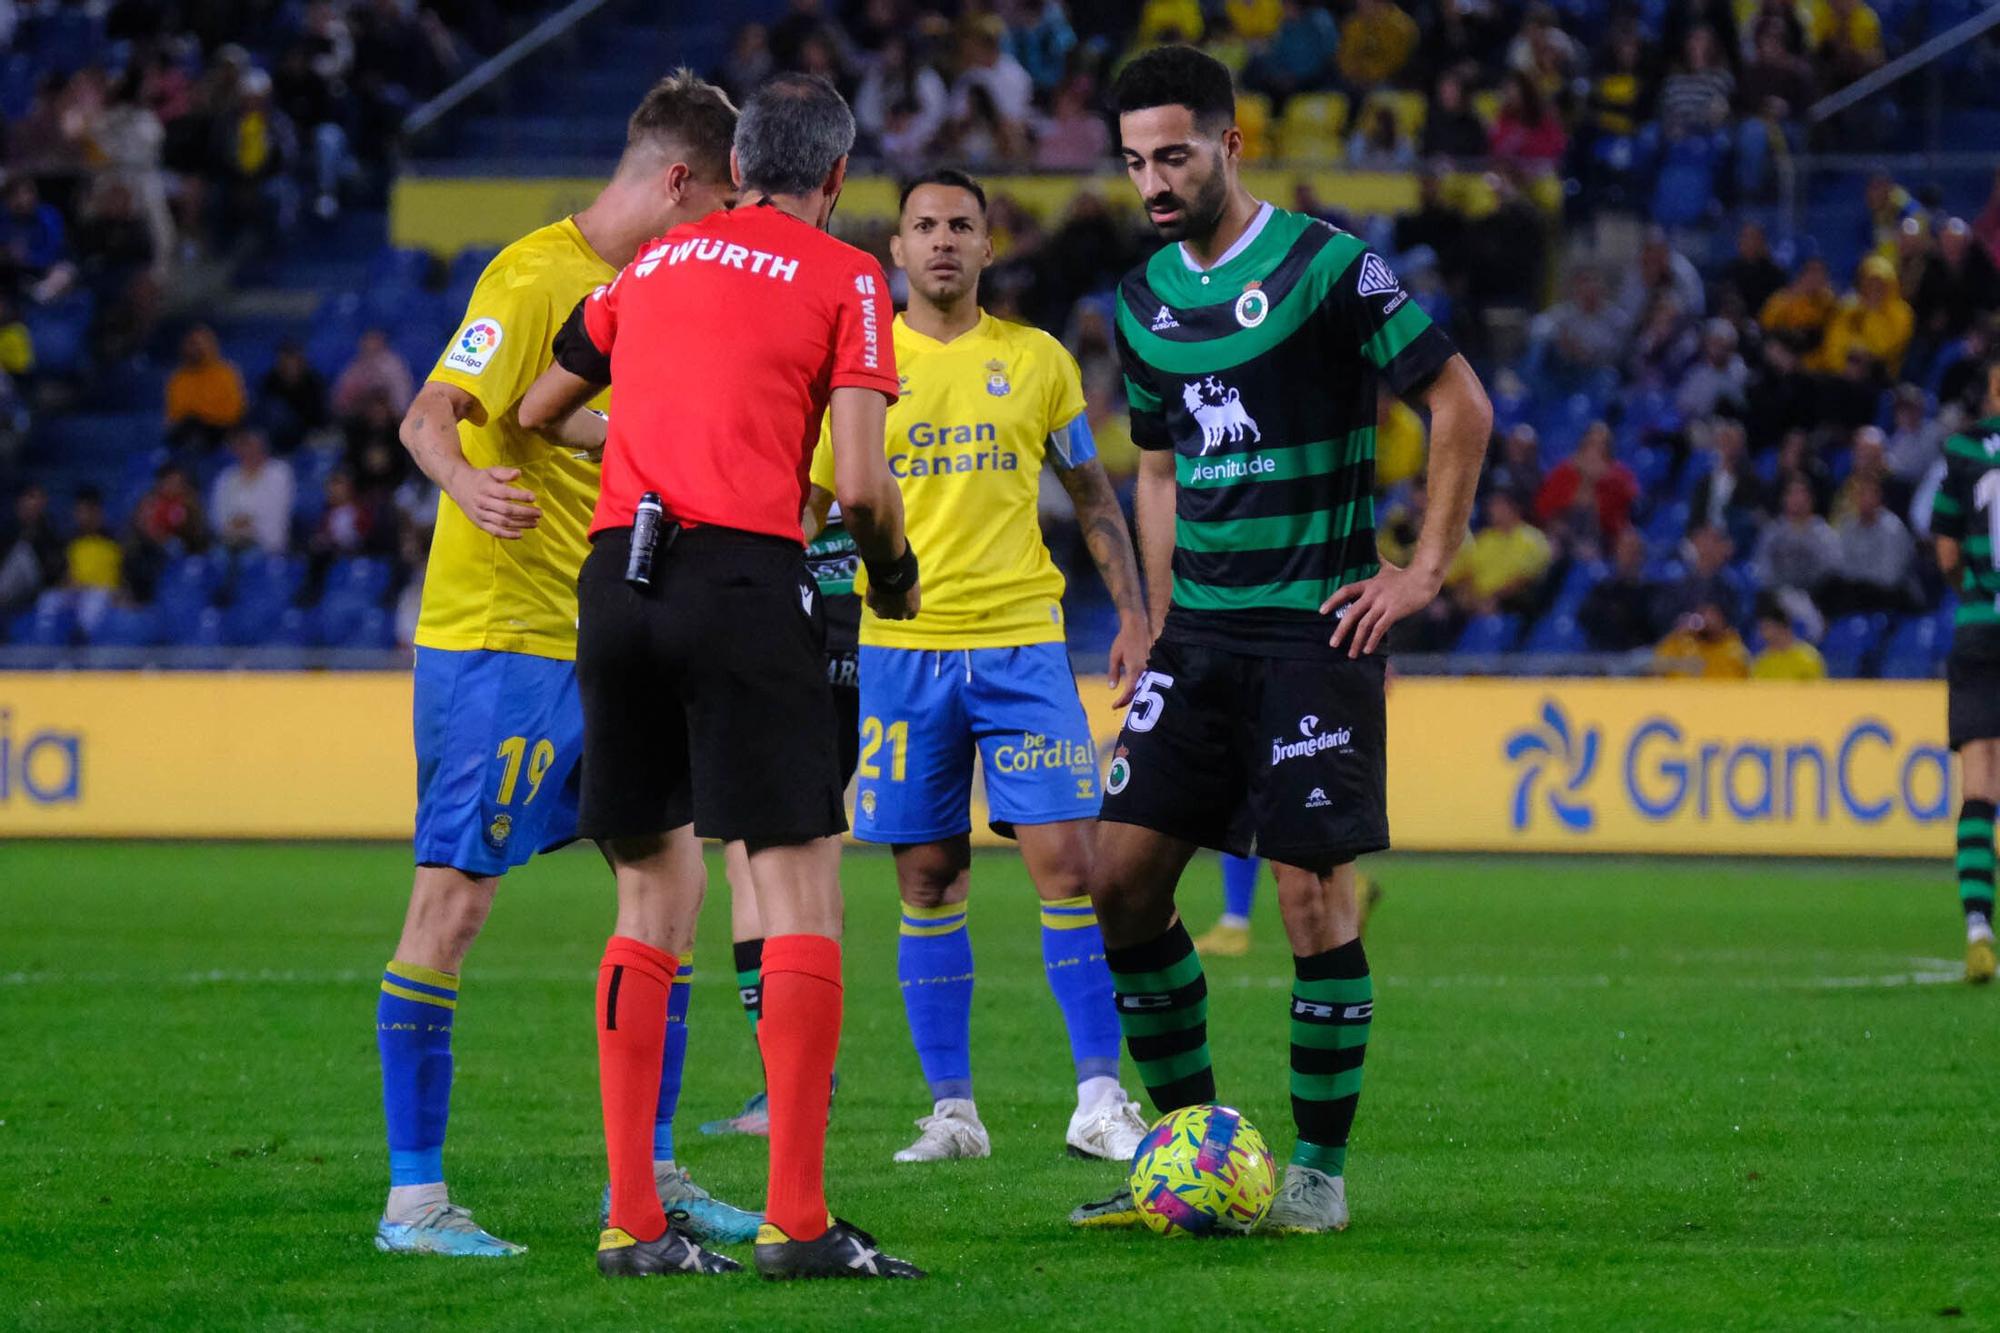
[1128,1103,1277,1236]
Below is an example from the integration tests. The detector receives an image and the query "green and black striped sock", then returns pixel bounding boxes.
[1958,799,1996,933]
[1289,938,1372,1176]
[1105,920,1215,1114]
[732,938,763,1035]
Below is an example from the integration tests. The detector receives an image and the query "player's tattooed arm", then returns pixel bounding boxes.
[1058,459,1149,705]
[400,380,543,540]
[1326,354,1493,656]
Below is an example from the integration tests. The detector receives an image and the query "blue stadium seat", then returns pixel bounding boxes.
[1821,613,1889,679]
[231,551,306,607]
[1522,611,1587,654]
[1454,613,1522,655]
[1878,615,1943,679]
[1642,500,1690,547]
[341,606,396,650]
[164,605,226,648]
[154,553,227,621]
[327,556,393,603]
[18,603,76,647]
[268,606,317,648]
[316,593,373,646]
[86,605,160,647]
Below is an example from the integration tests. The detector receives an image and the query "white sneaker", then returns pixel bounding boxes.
[892,1098,990,1163]
[1065,1089,1148,1163]
[1261,1163,1349,1233]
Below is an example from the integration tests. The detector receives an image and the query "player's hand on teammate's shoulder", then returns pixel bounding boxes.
[450,463,542,540]
[1322,558,1446,659]
[867,579,921,621]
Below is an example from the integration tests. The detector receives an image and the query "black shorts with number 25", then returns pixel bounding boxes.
[1099,636,1388,874]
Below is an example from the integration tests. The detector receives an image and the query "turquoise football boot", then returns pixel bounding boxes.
[598,1163,762,1244]
[374,1201,525,1256]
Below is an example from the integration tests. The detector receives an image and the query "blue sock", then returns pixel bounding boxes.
[898,900,974,1102]
[1221,854,1261,924]
[378,960,459,1187]
[655,956,693,1163]
[1040,895,1122,1084]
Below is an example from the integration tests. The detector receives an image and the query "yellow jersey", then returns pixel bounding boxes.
[811,311,1088,650]
[415,216,613,660]
[1751,641,1827,681]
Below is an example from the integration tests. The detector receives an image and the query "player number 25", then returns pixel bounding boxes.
[495,735,557,805]
[858,717,909,782]
[1126,672,1175,733]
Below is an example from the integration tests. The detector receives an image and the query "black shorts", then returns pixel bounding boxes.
[829,649,860,787]
[1948,639,2000,750]
[1099,636,1387,875]
[576,526,847,845]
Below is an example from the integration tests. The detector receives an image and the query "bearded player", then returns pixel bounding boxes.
[372,73,755,1256]
[806,169,1153,1164]
[1072,46,1491,1233]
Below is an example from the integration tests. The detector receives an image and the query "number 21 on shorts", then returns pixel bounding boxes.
[494,735,556,805]
[1126,672,1175,733]
[859,717,909,781]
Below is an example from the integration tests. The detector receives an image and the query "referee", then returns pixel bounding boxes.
[523,74,926,1281]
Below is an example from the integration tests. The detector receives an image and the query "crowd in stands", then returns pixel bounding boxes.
[2,0,1998,677]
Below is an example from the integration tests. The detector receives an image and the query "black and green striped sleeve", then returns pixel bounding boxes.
[1932,440,1971,543]
[1327,249,1456,397]
[1113,293,1172,451]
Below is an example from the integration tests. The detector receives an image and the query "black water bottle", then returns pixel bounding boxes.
[626,492,663,587]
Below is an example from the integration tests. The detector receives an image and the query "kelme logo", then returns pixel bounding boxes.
[1505,700,1600,832]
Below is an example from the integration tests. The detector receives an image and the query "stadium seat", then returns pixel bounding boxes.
[231,551,306,607]
[1454,613,1522,655]
[19,602,77,647]
[1236,92,1274,162]
[340,606,396,650]
[86,605,160,647]
[1363,90,1427,143]
[1550,559,1609,617]
[1522,611,1587,654]
[268,606,317,648]
[327,557,393,603]
[1642,500,1690,547]
[165,605,226,648]
[1821,613,1888,679]
[1278,92,1348,163]
[1878,615,1943,679]
[154,553,227,622]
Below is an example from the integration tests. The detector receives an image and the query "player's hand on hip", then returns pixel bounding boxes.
[1322,560,1442,658]
[1106,617,1148,708]
[451,465,541,540]
[868,581,921,621]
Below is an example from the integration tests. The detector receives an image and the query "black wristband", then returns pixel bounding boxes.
[866,542,919,594]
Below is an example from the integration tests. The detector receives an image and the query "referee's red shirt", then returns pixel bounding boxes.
[581,203,899,543]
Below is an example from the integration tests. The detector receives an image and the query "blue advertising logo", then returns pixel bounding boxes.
[1504,700,1600,832]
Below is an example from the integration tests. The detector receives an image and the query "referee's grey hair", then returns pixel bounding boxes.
[734,73,856,197]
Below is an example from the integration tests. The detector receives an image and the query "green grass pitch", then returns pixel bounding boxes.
[0,843,1989,1330]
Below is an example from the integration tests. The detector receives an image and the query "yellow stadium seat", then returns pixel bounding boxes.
[1236,91,1274,162]
[1277,93,1349,165]
[1361,90,1427,143]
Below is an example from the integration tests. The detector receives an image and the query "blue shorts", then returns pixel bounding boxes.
[412,646,583,877]
[853,642,1102,843]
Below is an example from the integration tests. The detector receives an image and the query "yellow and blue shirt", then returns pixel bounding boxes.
[812,311,1092,650]
[415,216,614,661]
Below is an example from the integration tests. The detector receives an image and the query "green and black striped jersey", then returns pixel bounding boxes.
[1932,415,2000,649]
[1114,202,1456,656]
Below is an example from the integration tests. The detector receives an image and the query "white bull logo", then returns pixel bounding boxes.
[1182,377,1261,454]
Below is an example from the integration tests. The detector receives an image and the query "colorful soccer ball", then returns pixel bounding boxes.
[1128,1103,1278,1236]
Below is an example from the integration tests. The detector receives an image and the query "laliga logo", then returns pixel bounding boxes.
[1504,700,1600,832]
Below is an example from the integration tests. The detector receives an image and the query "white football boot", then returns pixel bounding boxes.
[1064,1084,1148,1163]
[1261,1163,1349,1233]
[892,1098,991,1163]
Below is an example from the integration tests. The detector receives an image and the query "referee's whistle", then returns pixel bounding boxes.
[626,492,664,587]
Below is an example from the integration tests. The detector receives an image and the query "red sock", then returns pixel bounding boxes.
[597,935,675,1241]
[758,933,843,1242]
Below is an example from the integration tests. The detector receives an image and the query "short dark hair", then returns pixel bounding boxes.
[899,168,987,216]
[1112,44,1235,135]
[625,69,738,183]
[735,73,856,197]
